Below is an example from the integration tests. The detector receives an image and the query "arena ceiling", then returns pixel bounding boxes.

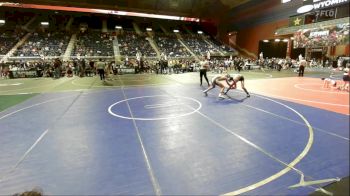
[10,0,252,19]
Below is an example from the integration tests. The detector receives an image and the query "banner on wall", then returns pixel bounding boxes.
[293,23,349,48]
[289,4,349,27]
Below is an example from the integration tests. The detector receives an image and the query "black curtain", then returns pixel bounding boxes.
[258,41,287,58]
[291,48,305,60]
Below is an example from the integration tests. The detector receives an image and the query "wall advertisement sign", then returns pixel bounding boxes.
[293,23,349,48]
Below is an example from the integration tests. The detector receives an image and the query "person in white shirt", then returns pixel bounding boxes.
[96,59,106,81]
[299,58,307,77]
[199,57,210,86]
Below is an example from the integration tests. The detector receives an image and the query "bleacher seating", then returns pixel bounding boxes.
[13,31,70,57]
[118,31,156,57]
[0,29,25,55]
[154,34,191,58]
[72,31,114,57]
[181,34,216,56]
[209,38,236,53]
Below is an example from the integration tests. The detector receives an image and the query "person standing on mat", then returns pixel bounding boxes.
[199,57,210,86]
[298,57,307,77]
[96,58,105,81]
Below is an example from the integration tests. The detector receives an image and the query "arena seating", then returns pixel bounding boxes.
[118,31,156,57]
[73,31,114,57]
[0,30,25,55]
[154,33,191,58]
[13,31,70,57]
[181,34,217,56]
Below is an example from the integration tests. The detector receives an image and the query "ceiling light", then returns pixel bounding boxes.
[297,5,314,13]
[282,0,291,3]
[41,22,49,25]
[263,40,269,42]
[146,28,152,31]
[115,26,122,29]
[198,31,203,34]
[173,29,179,33]
[275,39,280,42]
[290,37,295,40]
[116,11,127,15]
[0,19,5,24]
[283,39,289,42]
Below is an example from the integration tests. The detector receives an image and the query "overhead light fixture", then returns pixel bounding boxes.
[198,31,203,34]
[41,22,49,25]
[263,40,269,42]
[173,29,179,33]
[0,19,5,24]
[283,39,289,42]
[0,2,20,6]
[115,26,122,29]
[146,28,152,31]
[282,0,291,3]
[290,37,295,40]
[297,0,314,14]
[275,39,280,42]
[116,11,127,15]
[297,5,314,13]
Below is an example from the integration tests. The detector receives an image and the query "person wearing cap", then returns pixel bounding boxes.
[203,73,234,98]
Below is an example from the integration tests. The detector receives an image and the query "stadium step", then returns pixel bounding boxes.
[65,17,74,31]
[177,36,199,61]
[146,37,161,58]
[132,22,142,35]
[22,15,37,32]
[63,34,77,61]
[0,32,31,63]
[112,39,121,62]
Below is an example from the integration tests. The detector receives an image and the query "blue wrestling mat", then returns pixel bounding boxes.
[0,84,348,195]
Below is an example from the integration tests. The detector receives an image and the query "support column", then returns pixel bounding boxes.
[286,39,292,58]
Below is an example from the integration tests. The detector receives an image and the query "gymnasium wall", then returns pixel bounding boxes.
[334,45,350,56]
[235,19,289,57]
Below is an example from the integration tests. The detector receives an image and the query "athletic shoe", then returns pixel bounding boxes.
[203,91,208,96]
[247,94,250,97]
[218,94,226,99]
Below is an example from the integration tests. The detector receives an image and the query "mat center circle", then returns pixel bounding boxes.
[108,95,202,120]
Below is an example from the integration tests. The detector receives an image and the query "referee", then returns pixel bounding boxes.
[199,57,210,86]
[96,59,105,81]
